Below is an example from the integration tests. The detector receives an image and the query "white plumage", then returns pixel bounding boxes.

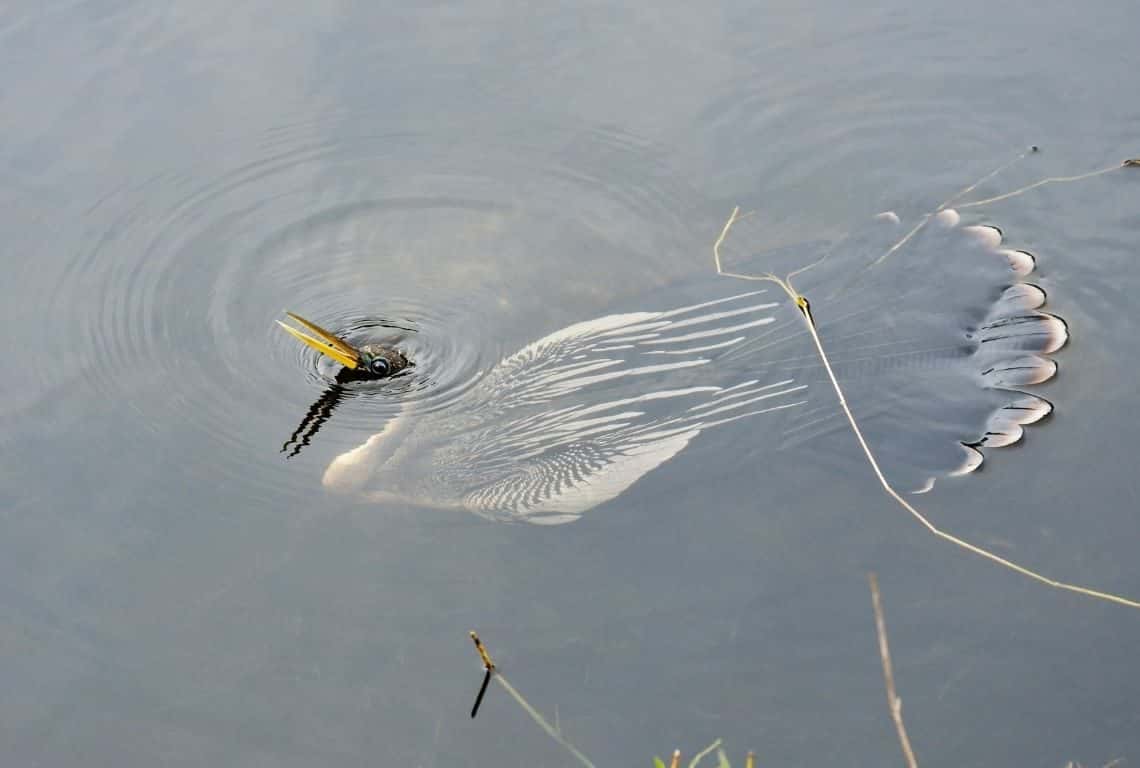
[322,290,807,523]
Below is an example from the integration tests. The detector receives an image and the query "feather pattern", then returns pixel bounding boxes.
[322,291,807,522]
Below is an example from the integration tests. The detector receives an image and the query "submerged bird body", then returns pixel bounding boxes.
[320,293,808,524]
[281,208,1068,523]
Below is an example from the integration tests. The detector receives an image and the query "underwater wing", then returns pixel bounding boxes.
[452,291,810,523]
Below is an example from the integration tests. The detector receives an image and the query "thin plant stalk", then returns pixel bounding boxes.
[869,573,919,768]
[467,632,598,768]
[687,738,723,768]
[491,673,598,768]
[712,153,1140,610]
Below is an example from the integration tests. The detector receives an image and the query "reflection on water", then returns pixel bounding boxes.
[281,382,347,459]
[2,1,1140,766]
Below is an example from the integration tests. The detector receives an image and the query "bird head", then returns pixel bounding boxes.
[277,311,411,380]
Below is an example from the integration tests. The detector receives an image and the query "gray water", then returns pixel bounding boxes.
[2,1,1139,766]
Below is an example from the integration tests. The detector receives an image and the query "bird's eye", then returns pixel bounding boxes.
[369,358,390,376]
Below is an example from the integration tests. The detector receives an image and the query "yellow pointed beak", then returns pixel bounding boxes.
[277,311,361,370]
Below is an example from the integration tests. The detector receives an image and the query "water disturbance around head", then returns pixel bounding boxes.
[10,116,718,505]
[310,204,1068,521]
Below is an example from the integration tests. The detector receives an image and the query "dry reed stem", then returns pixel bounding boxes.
[468,631,495,718]
[687,738,722,768]
[869,148,1033,269]
[469,630,495,670]
[956,160,1134,209]
[493,674,598,768]
[711,152,1140,610]
[869,573,919,768]
[467,631,598,768]
[873,152,1133,268]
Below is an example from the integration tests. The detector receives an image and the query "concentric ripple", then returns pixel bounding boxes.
[8,113,710,502]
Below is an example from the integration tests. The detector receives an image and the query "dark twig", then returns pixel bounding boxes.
[470,668,492,719]
[468,631,496,718]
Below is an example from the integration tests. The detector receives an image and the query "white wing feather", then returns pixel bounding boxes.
[324,290,808,522]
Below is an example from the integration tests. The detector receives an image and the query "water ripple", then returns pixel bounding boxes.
[11,113,708,502]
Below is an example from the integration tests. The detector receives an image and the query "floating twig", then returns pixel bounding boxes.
[877,150,1136,267]
[869,147,1035,270]
[957,156,1138,209]
[869,573,919,768]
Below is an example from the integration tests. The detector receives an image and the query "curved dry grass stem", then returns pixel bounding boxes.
[712,197,1140,611]
[713,207,804,304]
[869,573,919,768]
[687,739,723,768]
[940,149,1033,208]
[871,151,1135,270]
[492,674,599,768]
[956,159,1135,209]
[467,631,598,768]
[862,150,1026,271]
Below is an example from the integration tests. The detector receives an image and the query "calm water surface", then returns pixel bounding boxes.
[2,1,1138,765]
